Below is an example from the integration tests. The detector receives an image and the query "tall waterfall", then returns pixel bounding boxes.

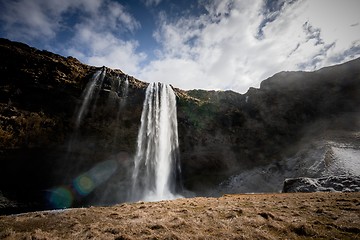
[131,82,181,201]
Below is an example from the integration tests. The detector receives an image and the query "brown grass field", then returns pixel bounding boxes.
[1,192,359,239]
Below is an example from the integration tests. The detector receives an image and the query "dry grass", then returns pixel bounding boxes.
[1,192,359,239]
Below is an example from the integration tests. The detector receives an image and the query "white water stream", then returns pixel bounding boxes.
[75,68,106,128]
[131,82,181,201]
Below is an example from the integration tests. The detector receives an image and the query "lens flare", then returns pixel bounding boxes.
[48,187,73,209]
[73,174,95,196]
[73,159,118,196]
[47,159,118,208]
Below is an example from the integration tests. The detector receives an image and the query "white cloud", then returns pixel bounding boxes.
[0,0,146,75]
[0,0,59,39]
[0,0,359,93]
[137,0,360,93]
[87,1,140,33]
[68,27,146,74]
[64,1,145,75]
[0,0,141,39]
[143,0,163,7]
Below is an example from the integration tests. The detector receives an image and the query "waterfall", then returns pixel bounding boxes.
[74,68,129,128]
[75,68,106,128]
[69,67,128,155]
[112,74,129,149]
[117,74,129,108]
[131,82,181,201]
[121,75,129,98]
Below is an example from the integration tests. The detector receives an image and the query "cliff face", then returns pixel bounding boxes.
[0,38,148,211]
[179,60,360,194]
[0,38,359,212]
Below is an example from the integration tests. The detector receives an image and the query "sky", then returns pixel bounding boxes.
[0,0,359,93]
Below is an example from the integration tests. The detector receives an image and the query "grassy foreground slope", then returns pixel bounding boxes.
[1,192,359,239]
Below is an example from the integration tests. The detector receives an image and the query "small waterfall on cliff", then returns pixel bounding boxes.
[116,74,129,108]
[58,68,131,207]
[112,74,129,149]
[119,75,129,98]
[75,67,106,128]
[131,82,181,201]
[67,67,129,156]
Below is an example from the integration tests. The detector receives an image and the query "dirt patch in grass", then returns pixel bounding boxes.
[1,192,359,239]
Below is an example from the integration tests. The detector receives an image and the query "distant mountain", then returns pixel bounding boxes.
[0,38,359,213]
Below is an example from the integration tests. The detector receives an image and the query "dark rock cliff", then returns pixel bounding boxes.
[0,38,147,212]
[180,61,360,194]
[1,38,359,213]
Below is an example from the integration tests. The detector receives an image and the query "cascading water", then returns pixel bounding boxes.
[75,67,106,128]
[58,68,131,207]
[66,68,106,155]
[119,75,129,98]
[116,74,129,108]
[112,74,129,149]
[68,67,128,155]
[131,82,182,201]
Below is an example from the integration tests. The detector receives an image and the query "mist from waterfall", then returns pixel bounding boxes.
[131,82,181,202]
